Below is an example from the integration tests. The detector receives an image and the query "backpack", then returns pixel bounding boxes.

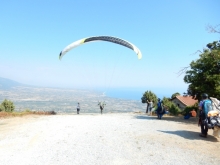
[157,102,163,113]
[202,100,213,118]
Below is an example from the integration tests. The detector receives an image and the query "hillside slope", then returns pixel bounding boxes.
[0,77,25,89]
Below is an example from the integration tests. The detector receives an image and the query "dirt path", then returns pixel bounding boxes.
[0,113,219,165]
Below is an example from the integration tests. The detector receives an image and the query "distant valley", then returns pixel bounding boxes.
[0,77,145,113]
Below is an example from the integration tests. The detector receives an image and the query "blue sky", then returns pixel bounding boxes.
[0,0,219,98]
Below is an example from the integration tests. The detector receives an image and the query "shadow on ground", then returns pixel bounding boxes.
[134,114,219,142]
[134,114,198,125]
[158,130,219,142]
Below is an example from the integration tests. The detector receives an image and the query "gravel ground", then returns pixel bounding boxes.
[0,113,219,165]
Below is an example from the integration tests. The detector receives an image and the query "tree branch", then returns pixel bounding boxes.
[206,24,220,34]
[190,50,203,56]
[177,66,190,77]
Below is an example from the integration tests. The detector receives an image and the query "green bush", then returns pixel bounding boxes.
[0,104,5,112]
[169,104,181,115]
[182,105,198,116]
[1,99,15,112]
[161,97,181,116]
[25,109,31,112]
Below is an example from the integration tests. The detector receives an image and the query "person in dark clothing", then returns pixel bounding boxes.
[76,103,80,114]
[156,98,163,119]
[98,101,106,114]
[199,93,211,138]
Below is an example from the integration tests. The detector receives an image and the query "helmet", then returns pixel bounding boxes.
[202,93,208,99]
[158,98,161,101]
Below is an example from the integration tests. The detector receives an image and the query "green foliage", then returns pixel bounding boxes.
[168,104,181,115]
[141,90,158,113]
[162,97,181,115]
[24,109,31,112]
[141,90,157,106]
[171,92,180,99]
[182,105,198,116]
[162,97,171,106]
[184,41,220,100]
[0,104,5,112]
[1,99,15,112]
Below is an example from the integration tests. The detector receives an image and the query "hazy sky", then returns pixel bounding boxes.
[0,0,219,96]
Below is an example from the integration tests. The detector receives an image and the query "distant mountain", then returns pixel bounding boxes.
[0,77,25,89]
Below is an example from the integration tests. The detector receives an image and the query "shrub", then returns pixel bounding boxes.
[168,103,181,115]
[1,99,15,112]
[182,105,198,116]
[162,97,181,115]
[32,110,56,115]
[25,109,31,112]
[0,105,5,112]
[48,111,56,115]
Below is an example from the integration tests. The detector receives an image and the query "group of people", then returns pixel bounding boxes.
[77,93,219,138]
[146,98,168,119]
[146,93,217,138]
[75,102,105,114]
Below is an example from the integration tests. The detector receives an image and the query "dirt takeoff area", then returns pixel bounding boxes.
[0,113,219,165]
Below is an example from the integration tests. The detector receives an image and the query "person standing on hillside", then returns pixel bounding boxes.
[156,98,163,119]
[98,101,106,114]
[199,93,212,138]
[76,102,80,114]
[147,100,153,116]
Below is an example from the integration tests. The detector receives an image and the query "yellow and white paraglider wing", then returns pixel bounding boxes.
[59,36,142,60]
[130,43,142,60]
[59,38,86,60]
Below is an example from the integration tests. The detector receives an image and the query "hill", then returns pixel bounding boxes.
[0,77,25,89]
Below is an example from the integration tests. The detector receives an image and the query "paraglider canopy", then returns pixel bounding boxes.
[59,36,142,60]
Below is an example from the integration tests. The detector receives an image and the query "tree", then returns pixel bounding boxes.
[162,97,171,107]
[141,90,157,113]
[171,92,180,99]
[1,99,15,112]
[183,41,220,100]
[161,97,181,115]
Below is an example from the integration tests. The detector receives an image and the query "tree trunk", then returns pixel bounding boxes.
[146,103,149,113]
